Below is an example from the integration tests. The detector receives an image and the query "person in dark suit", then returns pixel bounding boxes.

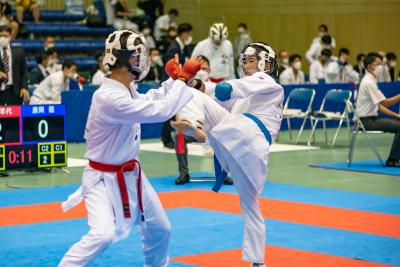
[29,51,50,85]
[0,25,29,105]
[354,53,365,80]
[160,23,193,148]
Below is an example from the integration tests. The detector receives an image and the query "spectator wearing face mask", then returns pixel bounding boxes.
[309,48,331,84]
[46,48,62,74]
[233,23,252,62]
[30,60,77,104]
[277,49,289,77]
[386,52,397,82]
[305,34,332,64]
[141,24,156,50]
[91,52,108,86]
[325,48,359,83]
[356,54,400,167]
[375,51,391,82]
[29,51,50,85]
[44,36,55,51]
[279,54,304,85]
[354,53,366,80]
[0,25,29,105]
[143,48,163,82]
[162,23,193,80]
[154,8,178,43]
[0,0,18,39]
[310,24,336,49]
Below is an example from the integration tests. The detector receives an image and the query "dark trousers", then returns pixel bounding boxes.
[175,132,197,175]
[161,116,175,145]
[361,117,400,160]
[0,86,22,105]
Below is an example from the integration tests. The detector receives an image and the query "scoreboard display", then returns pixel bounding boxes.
[0,105,67,170]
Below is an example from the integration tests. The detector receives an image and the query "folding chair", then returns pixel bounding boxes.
[346,100,385,167]
[282,88,316,144]
[307,89,352,147]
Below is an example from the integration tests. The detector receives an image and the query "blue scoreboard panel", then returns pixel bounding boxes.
[0,104,67,170]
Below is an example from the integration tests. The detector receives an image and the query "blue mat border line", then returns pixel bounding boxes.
[309,163,400,177]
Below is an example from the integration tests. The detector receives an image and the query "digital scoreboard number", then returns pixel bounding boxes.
[0,105,67,170]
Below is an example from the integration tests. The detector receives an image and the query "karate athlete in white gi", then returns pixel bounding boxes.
[59,30,201,267]
[189,42,283,267]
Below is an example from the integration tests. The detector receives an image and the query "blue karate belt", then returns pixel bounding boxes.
[212,113,272,192]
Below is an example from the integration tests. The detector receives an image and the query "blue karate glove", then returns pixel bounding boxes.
[215,82,232,101]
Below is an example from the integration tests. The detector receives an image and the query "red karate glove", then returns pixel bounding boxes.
[177,59,201,82]
[164,54,181,80]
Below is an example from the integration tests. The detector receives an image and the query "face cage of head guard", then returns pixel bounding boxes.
[237,43,277,78]
[112,44,151,81]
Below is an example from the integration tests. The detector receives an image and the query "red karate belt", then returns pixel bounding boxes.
[209,77,225,83]
[89,159,144,221]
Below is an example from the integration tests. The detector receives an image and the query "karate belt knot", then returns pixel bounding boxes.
[89,159,145,221]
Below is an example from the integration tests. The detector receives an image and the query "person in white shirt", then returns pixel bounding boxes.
[277,49,290,77]
[191,23,235,82]
[310,24,336,49]
[305,34,332,64]
[279,54,305,85]
[91,52,108,85]
[141,24,156,50]
[59,30,201,267]
[153,8,178,42]
[309,48,331,84]
[355,54,400,167]
[30,60,77,104]
[46,48,62,74]
[325,48,359,83]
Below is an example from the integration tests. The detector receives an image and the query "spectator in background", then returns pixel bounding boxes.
[277,49,289,77]
[91,52,107,85]
[141,23,156,50]
[29,51,50,85]
[30,60,77,104]
[310,24,336,49]
[305,34,332,64]
[0,25,29,105]
[137,0,164,26]
[191,23,235,81]
[112,0,139,31]
[354,53,366,80]
[0,0,18,39]
[154,8,178,43]
[16,0,40,24]
[233,23,252,62]
[309,48,331,84]
[279,54,305,85]
[44,36,56,51]
[46,48,62,74]
[356,54,400,167]
[144,48,163,82]
[325,48,358,83]
[376,51,391,82]
[386,52,397,82]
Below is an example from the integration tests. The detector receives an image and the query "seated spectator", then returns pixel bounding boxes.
[30,60,77,104]
[354,53,366,80]
[29,51,50,85]
[233,23,252,62]
[309,48,331,84]
[386,52,397,82]
[376,51,391,82]
[305,34,332,64]
[154,8,178,43]
[44,36,55,51]
[0,25,29,105]
[143,48,163,82]
[356,54,400,167]
[112,0,139,31]
[46,48,62,74]
[325,48,358,83]
[0,1,18,39]
[16,0,40,24]
[91,52,107,85]
[277,49,289,77]
[279,54,305,84]
[141,23,156,50]
[310,24,336,49]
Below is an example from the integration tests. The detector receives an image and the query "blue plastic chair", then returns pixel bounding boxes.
[307,89,352,147]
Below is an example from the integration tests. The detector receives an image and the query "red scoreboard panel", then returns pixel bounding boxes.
[0,105,67,170]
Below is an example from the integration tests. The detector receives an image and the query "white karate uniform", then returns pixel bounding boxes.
[201,72,284,263]
[191,38,235,80]
[325,61,359,83]
[154,14,177,42]
[309,60,327,84]
[29,71,70,104]
[279,67,305,85]
[311,35,336,48]
[59,77,193,267]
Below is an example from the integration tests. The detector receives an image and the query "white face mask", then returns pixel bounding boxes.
[237,27,245,34]
[194,69,209,81]
[151,55,163,66]
[67,72,76,79]
[142,28,151,36]
[373,65,383,77]
[293,61,302,70]
[184,36,192,45]
[319,32,325,37]
[282,58,289,65]
[389,61,396,68]
[0,36,10,48]
[46,43,55,49]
